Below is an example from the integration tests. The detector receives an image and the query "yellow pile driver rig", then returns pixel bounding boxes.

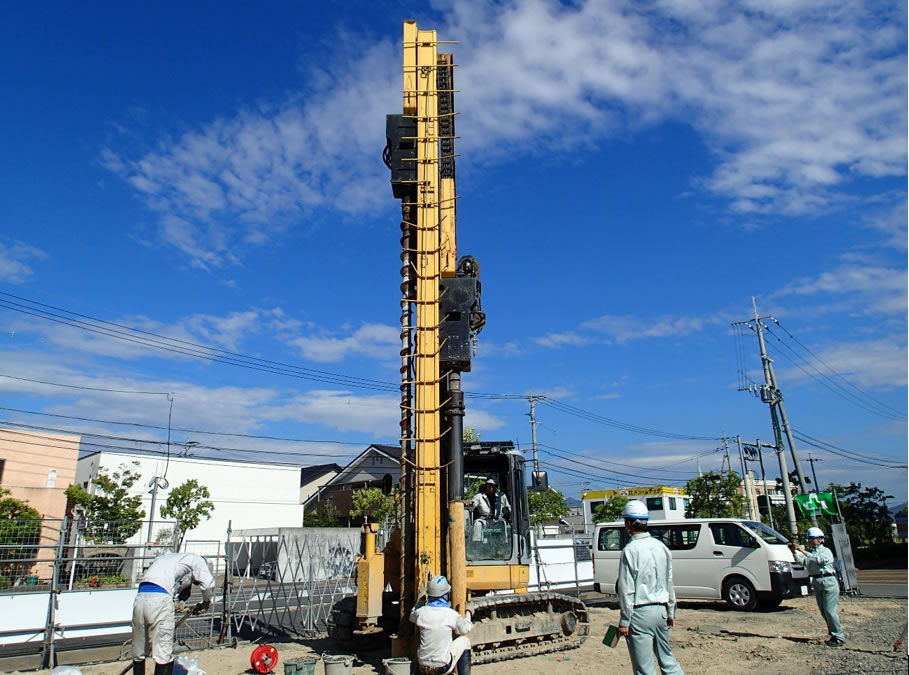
[327,21,589,664]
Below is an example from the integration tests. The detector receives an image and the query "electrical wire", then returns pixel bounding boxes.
[536,442,698,475]
[791,427,907,468]
[771,318,906,420]
[762,324,905,422]
[0,372,171,396]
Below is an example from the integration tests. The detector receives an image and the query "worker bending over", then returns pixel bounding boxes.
[131,551,215,675]
[409,575,473,675]
[790,527,845,647]
[617,500,684,675]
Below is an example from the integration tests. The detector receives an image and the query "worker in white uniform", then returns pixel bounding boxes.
[790,527,845,646]
[617,500,684,675]
[131,552,215,675]
[471,478,511,542]
[409,575,472,675]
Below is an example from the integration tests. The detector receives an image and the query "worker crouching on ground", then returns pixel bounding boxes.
[409,575,473,675]
[131,551,215,675]
[617,500,684,675]
[790,527,845,647]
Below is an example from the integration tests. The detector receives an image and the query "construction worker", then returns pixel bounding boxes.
[471,477,511,542]
[790,527,845,647]
[617,500,683,675]
[131,552,215,675]
[409,575,472,675]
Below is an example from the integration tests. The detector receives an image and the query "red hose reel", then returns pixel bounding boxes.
[250,644,280,673]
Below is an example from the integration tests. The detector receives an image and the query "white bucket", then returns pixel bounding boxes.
[383,657,412,675]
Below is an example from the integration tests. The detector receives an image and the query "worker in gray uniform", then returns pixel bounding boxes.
[790,526,845,647]
[409,575,472,675]
[131,551,215,675]
[617,500,684,675]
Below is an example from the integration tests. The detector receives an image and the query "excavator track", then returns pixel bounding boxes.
[467,591,589,664]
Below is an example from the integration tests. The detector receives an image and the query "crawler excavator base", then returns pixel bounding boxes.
[467,591,590,664]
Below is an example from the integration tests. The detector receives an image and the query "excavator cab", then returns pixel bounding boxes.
[463,442,532,569]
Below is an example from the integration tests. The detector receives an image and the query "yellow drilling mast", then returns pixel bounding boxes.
[328,21,589,664]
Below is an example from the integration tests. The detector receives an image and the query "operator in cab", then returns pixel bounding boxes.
[410,575,473,675]
[617,500,684,675]
[471,477,511,542]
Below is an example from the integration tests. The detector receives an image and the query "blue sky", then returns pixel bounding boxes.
[1,1,906,506]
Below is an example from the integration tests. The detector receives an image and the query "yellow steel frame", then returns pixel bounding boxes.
[405,20,444,599]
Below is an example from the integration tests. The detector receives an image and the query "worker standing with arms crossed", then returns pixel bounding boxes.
[131,551,215,675]
[617,500,684,675]
[790,527,845,647]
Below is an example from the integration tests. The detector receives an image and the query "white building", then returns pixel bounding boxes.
[76,450,307,551]
[581,486,690,533]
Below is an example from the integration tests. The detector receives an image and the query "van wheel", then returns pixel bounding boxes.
[723,577,757,611]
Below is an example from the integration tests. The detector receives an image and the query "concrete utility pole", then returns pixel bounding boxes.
[737,298,816,527]
[736,436,755,520]
[807,453,822,489]
[529,396,541,474]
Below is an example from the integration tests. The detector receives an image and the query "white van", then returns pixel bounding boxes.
[592,518,808,610]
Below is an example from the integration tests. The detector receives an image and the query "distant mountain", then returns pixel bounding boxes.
[565,496,583,507]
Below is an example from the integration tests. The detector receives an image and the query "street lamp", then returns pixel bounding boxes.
[182,440,200,457]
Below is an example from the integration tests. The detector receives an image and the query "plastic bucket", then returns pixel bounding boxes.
[284,656,319,675]
[383,657,411,675]
[323,654,355,675]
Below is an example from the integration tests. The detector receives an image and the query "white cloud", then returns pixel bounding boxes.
[0,240,48,283]
[288,323,400,363]
[777,336,907,389]
[103,1,905,266]
[775,259,907,315]
[581,314,712,343]
[532,332,590,348]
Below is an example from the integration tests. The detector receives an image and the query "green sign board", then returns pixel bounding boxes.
[794,492,838,517]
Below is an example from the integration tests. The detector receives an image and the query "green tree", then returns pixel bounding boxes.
[64,463,146,543]
[463,428,481,443]
[0,488,42,579]
[160,479,215,551]
[684,471,746,518]
[593,496,629,523]
[527,488,570,527]
[828,482,892,546]
[305,501,341,528]
[350,487,397,525]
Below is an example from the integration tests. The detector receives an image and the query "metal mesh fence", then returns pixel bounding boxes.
[225,528,360,639]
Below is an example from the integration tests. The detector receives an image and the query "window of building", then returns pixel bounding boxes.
[646,497,663,511]
[682,498,690,510]
[668,497,677,510]
[597,527,627,551]
[0,458,5,483]
[46,470,57,488]
[648,524,701,550]
[588,500,604,517]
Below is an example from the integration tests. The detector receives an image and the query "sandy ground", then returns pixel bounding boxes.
[15,595,908,675]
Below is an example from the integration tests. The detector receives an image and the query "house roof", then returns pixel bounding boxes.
[299,462,342,485]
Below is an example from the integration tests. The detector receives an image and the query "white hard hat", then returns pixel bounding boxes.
[485,478,497,486]
[806,527,825,539]
[428,575,451,597]
[622,500,649,520]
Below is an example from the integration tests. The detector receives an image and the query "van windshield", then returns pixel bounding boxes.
[743,521,789,545]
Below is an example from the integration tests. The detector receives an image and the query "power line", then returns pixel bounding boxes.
[536,442,696,475]
[762,325,905,422]
[0,372,171,396]
[537,446,688,485]
[771,318,906,420]
[791,428,907,468]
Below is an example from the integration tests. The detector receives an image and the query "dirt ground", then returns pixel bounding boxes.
[15,595,908,675]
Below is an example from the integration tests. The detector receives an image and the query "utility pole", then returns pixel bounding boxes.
[735,298,815,526]
[528,396,541,475]
[807,453,821,489]
[722,438,732,474]
[736,436,755,520]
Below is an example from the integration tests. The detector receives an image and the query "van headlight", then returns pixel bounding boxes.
[769,560,791,574]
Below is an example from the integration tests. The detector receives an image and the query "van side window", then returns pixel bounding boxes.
[710,523,758,548]
[597,527,626,551]
[646,497,663,510]
[649,524,700,550]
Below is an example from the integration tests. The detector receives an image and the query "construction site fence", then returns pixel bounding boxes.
[0,520,591,669]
